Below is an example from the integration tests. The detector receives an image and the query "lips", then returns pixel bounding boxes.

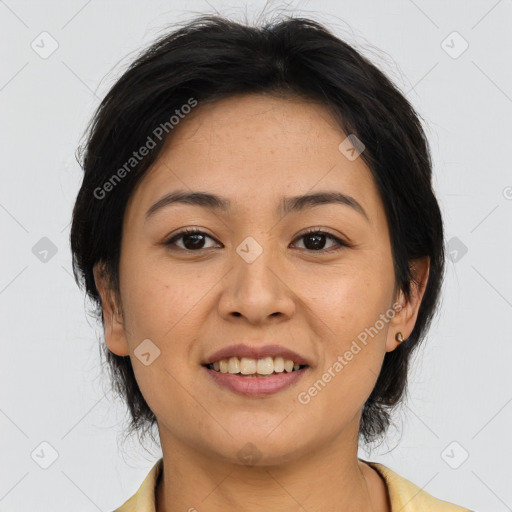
[201,344,312,397]
[201,343,312,367]
[203,364,308,396]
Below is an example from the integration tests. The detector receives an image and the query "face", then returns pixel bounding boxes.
[94,93,427,466]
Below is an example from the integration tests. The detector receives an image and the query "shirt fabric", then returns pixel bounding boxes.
[113,457,474,512]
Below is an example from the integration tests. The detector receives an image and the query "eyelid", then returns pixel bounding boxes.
[164,227,350,252]
[164,228,222,248]
[291,227,350,250]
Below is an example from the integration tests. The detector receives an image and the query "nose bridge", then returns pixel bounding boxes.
[234,235,281,296]
[219,234,295,322]
[237,243,276,288]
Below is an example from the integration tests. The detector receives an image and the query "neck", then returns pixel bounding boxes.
[155,426,389,512]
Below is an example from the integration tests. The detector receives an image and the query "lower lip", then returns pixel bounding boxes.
[202,366,309,397]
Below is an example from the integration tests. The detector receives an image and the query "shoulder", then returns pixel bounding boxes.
[364,460,475,512]
[111,458,163,512]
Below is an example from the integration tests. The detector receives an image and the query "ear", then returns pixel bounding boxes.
[386,256,430,352]
[93,262,130,357]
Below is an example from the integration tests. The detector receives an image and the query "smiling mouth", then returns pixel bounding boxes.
[203,356,308,377]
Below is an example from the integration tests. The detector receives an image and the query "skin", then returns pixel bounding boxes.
[94,93,429,512]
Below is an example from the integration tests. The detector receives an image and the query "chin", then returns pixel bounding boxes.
[203,431,309,468]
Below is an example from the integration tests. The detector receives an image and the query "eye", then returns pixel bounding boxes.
[291,229,348,252]
[164,228,348,253]
[164,229,222,251]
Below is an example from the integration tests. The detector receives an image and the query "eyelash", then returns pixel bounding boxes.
[164,228,349,253]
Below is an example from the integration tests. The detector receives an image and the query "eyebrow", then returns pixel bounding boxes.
[281,191,369,221]
[145,191,231,220]
[145,190,369,222]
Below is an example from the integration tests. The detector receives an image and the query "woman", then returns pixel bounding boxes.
[70,15,473,511]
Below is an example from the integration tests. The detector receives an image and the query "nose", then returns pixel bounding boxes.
[218,246,296,325]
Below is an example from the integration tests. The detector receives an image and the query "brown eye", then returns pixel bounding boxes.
[181,233,207,250]
[165,229,221,251]
[292,230,347,252]
[304,232,328,250]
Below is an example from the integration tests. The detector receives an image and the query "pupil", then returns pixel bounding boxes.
[184,233,205,250]
[305,233,325,250]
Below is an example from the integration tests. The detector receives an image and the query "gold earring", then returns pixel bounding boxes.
[395,332,404,344]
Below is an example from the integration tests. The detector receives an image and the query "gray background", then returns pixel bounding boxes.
[1,1,511,511]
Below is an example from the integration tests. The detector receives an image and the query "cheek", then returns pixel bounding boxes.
[303,260,393,330]
[300,258,394,381]
[123,274,205,433]
[121,257,215,340]
[116,268,200,411]
[295,273,391,427]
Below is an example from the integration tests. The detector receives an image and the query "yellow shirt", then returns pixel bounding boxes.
[113,458,474,511]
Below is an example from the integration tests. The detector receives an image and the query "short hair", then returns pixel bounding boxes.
[70,15,445,446]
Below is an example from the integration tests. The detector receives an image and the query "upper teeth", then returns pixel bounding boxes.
[210,356,302,375]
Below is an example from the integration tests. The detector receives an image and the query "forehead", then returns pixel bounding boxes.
[126,93,382,222]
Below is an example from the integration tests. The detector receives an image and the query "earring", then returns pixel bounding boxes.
[395,332,404,344]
